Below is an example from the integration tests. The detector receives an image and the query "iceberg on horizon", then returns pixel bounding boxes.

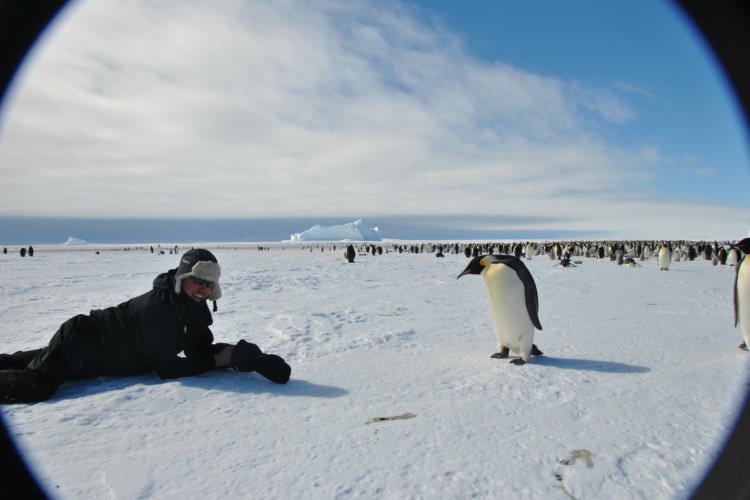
[289,219,381,242]
[62,236,88,245]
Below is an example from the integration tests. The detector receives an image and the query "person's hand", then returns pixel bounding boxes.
[213,345,234,368]
[230,340,263,371]
[231,340,291,384]
[255,353,291,384]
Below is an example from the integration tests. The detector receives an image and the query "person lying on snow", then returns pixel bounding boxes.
[0,249,291,404]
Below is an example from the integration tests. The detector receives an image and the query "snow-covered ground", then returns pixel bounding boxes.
[1,244,747,499]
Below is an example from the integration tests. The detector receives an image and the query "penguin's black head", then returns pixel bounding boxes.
[457,255,491,279]
[733,237,750,254]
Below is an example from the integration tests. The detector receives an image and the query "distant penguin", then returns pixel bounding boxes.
[457,254,543,365]
[728,248,739,266]
[345,244,356,263]
[688,245,697,261]
[658,244,671,271]
[733,238,750,350]
[525,243,533,260]
[719,247,728,265]
[704,245,714,260]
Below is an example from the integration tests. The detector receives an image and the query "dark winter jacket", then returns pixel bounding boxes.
[88,269,216,379]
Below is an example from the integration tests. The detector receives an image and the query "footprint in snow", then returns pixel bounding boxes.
[559,449,593,468]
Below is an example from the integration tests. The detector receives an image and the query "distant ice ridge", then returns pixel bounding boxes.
[62,236,88,245]
[289,219,381,242]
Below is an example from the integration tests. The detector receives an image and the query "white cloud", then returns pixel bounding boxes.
[0,0,747,239]
[613,80,654,98]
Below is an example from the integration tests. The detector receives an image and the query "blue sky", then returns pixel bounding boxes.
[0,0,747,240]
[405,0,749,204]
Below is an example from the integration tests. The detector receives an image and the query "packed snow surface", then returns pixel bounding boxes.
[1,244,748,499]
[289,219,381,241]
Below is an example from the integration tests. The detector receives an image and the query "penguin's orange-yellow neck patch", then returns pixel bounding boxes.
[479,256,490,267]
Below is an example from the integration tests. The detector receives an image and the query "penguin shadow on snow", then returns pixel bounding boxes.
[529,356,649,374]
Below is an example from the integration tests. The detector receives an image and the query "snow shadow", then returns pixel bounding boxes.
[51,375,162,401]
[179,373,349,398]
[532,356,650,374]
[50,373,348,401]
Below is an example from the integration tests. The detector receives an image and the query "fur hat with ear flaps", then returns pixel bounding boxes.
[174,249,222,301]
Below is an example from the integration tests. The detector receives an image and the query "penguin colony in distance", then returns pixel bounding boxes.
[458,254,543,365]
[733,238,750,350]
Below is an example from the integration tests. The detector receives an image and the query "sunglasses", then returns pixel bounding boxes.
[190,277,215,289]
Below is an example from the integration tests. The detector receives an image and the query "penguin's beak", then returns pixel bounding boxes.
[457,264,482,279]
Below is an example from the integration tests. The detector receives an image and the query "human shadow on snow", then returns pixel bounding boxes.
[531,356,650,374]
[51,375,162,401]
[179,371,349,398]
[51,371,348,401]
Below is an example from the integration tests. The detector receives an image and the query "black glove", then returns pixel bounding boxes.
[230,340,263,372]
[230,340,291,384]
[255,353,291,384]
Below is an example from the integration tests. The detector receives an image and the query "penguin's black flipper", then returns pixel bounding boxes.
[735,266,740,327]
[490,255,543,331]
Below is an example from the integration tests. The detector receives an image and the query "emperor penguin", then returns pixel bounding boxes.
[728,248,739,266]
[658,243,671,271]
[733,238,750,350]
[457,254,543,365]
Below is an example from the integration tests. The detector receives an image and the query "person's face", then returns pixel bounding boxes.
[182,277,214,302]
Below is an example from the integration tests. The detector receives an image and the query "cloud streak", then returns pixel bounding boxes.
[0,0,747,239]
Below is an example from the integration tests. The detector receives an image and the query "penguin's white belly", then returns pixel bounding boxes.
[738,257,750,342]
[482,263,534,352]
[728,251,738,266]
[658,249,670,270]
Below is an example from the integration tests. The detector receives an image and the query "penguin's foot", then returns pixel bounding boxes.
[491,347,510,359]
[510,358,527,366]
[531,344,544,356]
[739,342,748,351]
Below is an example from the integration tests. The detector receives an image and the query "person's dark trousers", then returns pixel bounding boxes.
[0,315,101,404]
[0,348,44,370]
